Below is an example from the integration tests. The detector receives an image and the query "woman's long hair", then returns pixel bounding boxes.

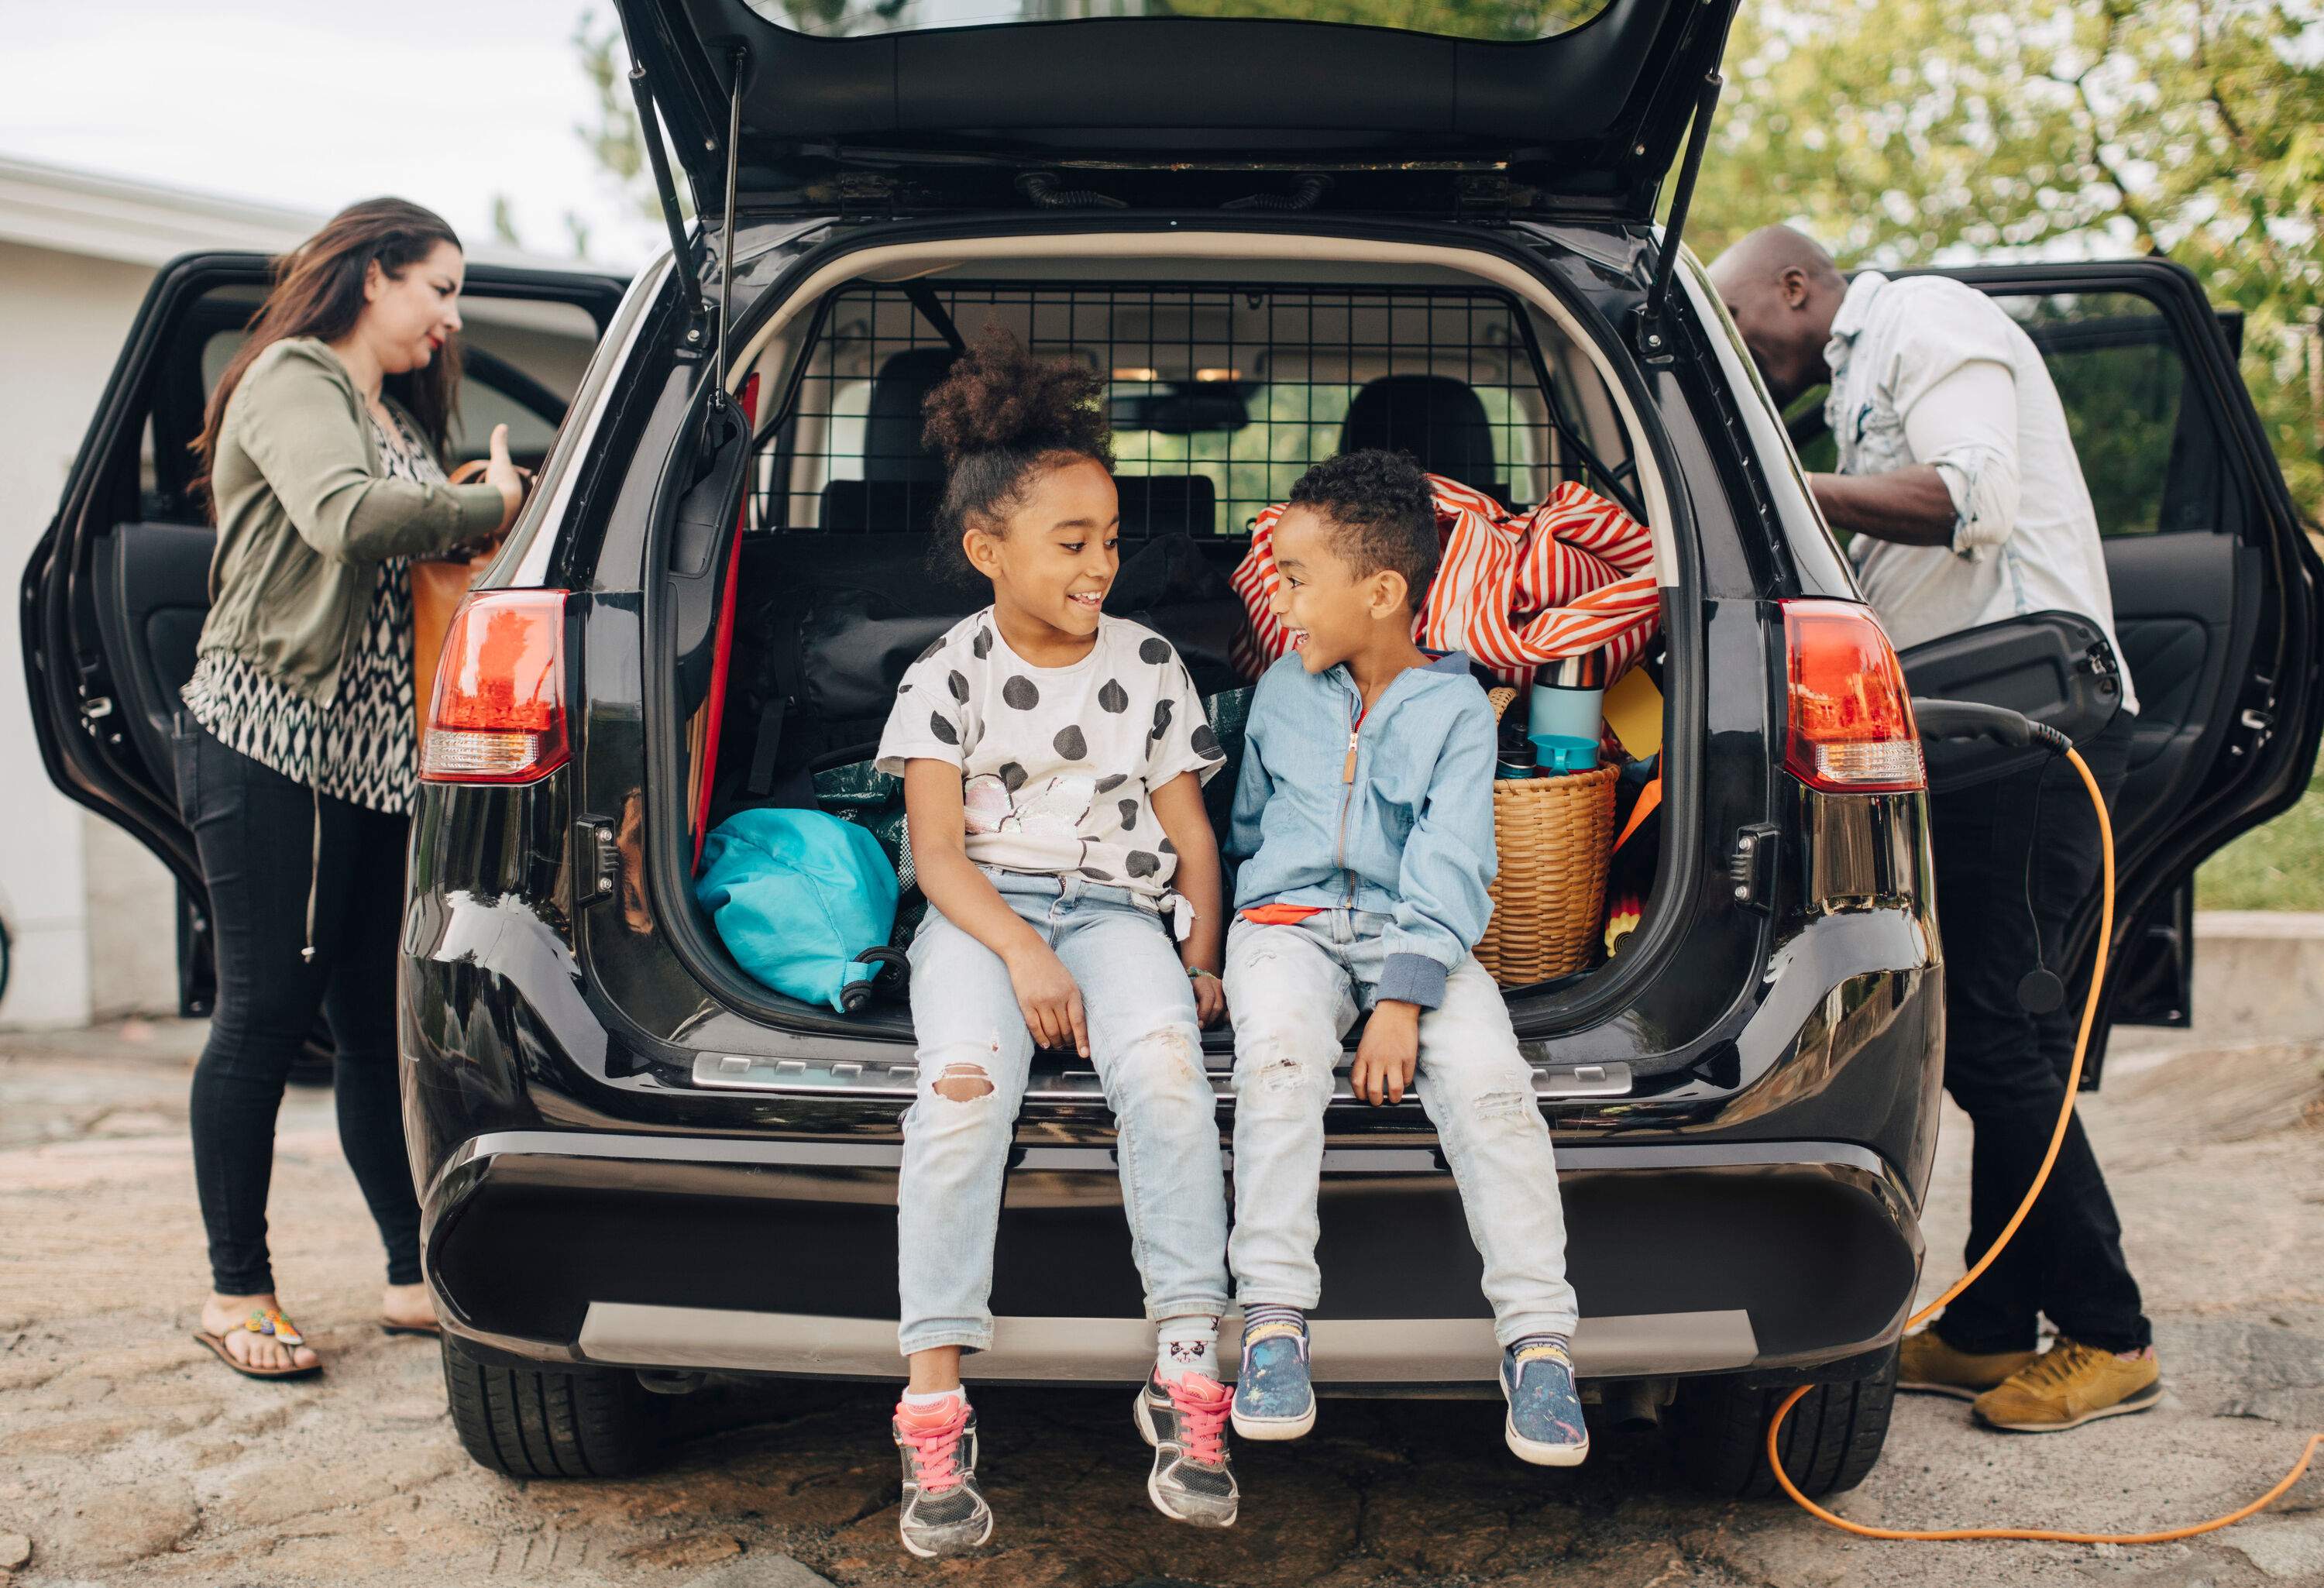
[193,198,464,515]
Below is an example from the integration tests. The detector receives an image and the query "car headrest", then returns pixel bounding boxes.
[821,473,1216,539]
[865,346,960,484]
[1338,374,1502,499]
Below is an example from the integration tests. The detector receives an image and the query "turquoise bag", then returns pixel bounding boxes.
[695,809,902,1012]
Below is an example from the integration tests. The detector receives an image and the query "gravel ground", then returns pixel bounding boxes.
[2,1017,2321,1588]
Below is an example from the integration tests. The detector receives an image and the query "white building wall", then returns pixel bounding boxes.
[0,238,177,1025]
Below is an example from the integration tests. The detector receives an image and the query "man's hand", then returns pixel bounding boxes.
[1005,940,1088,1057]
[1351,1000,1421,1106]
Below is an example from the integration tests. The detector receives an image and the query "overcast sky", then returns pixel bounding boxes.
[5,2,666,267]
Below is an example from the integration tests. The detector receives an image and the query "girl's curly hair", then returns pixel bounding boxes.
[922,325,1113,579]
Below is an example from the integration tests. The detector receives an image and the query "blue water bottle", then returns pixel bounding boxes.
[1528,653,1606,775]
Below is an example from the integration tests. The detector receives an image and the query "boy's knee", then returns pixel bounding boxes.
[1232,1030,1336,1102]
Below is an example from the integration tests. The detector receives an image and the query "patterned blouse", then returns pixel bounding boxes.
[183,404,439,815]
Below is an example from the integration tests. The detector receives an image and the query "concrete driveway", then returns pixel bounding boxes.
[2,1018,2320,1587]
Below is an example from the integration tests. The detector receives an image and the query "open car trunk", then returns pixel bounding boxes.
[640,229,1697,1065]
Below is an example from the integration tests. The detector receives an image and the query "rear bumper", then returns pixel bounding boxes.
[421,1129,1920,1387]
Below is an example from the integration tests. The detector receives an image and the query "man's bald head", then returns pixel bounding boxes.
[1707,225,1850,407]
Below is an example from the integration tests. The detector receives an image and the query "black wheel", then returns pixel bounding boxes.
[441,1335,665,1478]
[1665,1347,1898,1499]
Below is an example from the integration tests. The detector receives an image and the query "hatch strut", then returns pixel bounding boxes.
[1631,69,1724,362]
[710,46,745,411]
[626,60,711,356]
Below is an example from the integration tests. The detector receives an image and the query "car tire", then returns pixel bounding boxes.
[441,1335,664,1478]
[1665,1347,1898,1499]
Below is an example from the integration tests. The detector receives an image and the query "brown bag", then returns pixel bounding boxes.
[413,461,504,715]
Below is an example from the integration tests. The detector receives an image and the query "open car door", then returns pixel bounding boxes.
[1888,260,2321,1078]
[20,253,626,1015]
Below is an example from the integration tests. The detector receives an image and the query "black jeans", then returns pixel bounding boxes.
[174,716,421,1296]
[1927,710,2150,1356]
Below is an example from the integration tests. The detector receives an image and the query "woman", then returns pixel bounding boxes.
[178,198,524,1378]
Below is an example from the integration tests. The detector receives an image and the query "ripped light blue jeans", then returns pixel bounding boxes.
[1222,909,1581,1346]
[897,870,1229,1356]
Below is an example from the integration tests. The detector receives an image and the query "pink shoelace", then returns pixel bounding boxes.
[1167,1374,1232,1467]
[896,1398,971,1494]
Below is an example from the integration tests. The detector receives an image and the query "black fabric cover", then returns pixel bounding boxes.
[1339,374,1504,500]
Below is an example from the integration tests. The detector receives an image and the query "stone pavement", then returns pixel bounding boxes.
[1,1018,2320,1587]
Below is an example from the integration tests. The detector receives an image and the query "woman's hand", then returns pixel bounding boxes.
[483,423,524,535]
[1005,940,1088,1057]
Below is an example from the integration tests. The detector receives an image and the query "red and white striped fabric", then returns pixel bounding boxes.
[1230,474,1661,684]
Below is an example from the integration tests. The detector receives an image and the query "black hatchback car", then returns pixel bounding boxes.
[26,0,2322,1500]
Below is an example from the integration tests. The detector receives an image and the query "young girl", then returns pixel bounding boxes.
[874,329,1236,1555]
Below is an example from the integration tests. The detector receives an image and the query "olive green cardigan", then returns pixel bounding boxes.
[197,337,507,705]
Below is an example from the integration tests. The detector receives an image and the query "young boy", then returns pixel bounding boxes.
[1221,449,1588,1466]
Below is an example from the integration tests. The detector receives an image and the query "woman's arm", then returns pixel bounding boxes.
[1150,771,1226,1026]
[902,758,1089,1058]
[235,345,508,562]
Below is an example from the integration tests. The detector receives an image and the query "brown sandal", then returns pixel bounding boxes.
[380,1319,442,1339]
[194,1308,321,1380]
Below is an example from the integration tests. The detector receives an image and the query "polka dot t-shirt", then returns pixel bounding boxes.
[875,609,1226,900]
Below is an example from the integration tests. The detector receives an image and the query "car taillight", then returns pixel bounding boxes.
[419,589,569,784]
[1782,599,1924,793]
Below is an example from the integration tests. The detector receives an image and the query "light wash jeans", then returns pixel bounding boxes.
[897,870,1229,1356]
[1222,909,1580,1346]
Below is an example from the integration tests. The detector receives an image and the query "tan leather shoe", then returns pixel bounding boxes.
[1896,1328,2039,1401]
[1972,1339,2162,1432]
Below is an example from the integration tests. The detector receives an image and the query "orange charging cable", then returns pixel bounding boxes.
[1767,745,2323,1542]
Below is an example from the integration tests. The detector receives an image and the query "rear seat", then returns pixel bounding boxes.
[821,473,1218,538]
[719,487,1246,813]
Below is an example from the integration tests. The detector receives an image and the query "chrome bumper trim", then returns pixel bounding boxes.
[690,1051,1635,1101]
[574,1304,1758,1383]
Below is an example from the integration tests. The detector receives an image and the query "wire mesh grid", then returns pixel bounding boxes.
[753,282,1592,538]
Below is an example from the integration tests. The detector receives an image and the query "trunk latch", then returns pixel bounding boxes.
[1729,822,1779,913]
[573,816,620,906]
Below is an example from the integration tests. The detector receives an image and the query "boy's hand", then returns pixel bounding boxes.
[1184,958,1226,1027]
[1005,941,1088,1057]
[1352,1000,1421,1105]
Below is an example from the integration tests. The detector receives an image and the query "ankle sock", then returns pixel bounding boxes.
[1156,1315,1220,1384]
[1242,1304,1307,1342]
[1510,1332,1573,1362]
[901,1387,965,1410]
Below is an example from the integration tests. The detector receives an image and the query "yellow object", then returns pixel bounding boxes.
[1602,663,1663,759]
[1896,1329,2038,1400]
[1769,746,2322,1545]
[1971,1339,2161,1432]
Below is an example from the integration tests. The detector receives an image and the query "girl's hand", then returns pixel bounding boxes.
[483,423,524,534]
[1006,941,1088,1057]
[1185,962,1226,1027]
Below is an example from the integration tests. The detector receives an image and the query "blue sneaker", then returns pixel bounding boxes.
[1231,1317,1316,1440]
[1500,1340,1590,1466]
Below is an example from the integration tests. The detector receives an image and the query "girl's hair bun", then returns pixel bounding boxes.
[921,324,1112,469]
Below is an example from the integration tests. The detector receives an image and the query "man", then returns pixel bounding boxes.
[1709,225,2159,1433]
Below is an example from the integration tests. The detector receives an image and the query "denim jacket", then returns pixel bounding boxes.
[1226,651,1497,1008]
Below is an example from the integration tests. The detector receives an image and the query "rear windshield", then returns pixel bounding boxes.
[745,0,1611,45]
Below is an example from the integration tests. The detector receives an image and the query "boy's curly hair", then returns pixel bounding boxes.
[1287,449,1441,614]
[922,325,1113,579]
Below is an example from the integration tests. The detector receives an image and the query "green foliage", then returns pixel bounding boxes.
[1687,0,2324,521]
[2199,777,2324,908]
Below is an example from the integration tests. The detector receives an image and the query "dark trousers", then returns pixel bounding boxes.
[1928,710,2150,1355]
[174,717,421,1296]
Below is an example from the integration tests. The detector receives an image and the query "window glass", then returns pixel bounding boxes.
[746,0,1610,44]
[1997,290,2212,538]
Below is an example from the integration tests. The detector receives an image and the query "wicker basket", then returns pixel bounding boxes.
[1473,687,1618,986]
